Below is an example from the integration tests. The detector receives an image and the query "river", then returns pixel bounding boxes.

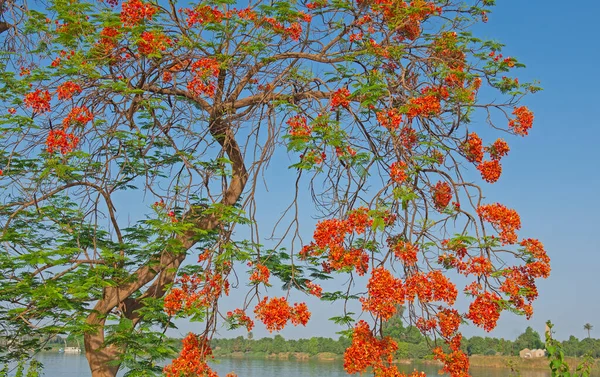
[2,353,588,377]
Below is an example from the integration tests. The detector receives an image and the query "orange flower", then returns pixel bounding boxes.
[393,240,418,266]
[465,291,501,332]
[137,31,171,55]
[121,0,157,26]
[343,320,397,374]
[249,264,270,284]
[509,106,534,136]
[377,108,403,131]
[187,58,220,98]
[487,138,510,161]
[163,333,217,377]
[331,88,351,109]
[389,161,407,183]
[477,160,502,183]
[254,297,291,332]
[226,308,254,331]
[57,81,82,100]
[62,106,93,128]
[287,115,311,137]
[46,129,79,155]
[24,89,52,114]
[477,203,521,244]
[463,132,483,163]
[432,181,452,210]
[305,281,323,297]
[360,267,405,319]
[437,309,461,338]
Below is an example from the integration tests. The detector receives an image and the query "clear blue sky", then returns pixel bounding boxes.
[165,0,600,342]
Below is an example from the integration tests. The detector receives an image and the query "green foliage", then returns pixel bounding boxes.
[546,321,595,377]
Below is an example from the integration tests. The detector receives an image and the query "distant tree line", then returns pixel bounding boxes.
[210,317,600,359]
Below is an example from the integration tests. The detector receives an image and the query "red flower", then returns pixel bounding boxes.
[24,90,52,114]
[287,115,311,137]
[331,88,351,109]
[120,0,157,26]
[46,130,79,155]
[137,31,171,55]
[57,81,82,100]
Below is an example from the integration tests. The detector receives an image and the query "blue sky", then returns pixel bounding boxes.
[164,0,600,342]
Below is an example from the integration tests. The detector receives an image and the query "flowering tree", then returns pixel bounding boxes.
[0,0,549,376]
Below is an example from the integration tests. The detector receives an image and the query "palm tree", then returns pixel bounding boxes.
[584,323,593,339]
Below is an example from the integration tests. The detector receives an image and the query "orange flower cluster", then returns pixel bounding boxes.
[254,297,311,332]
[366,0,439,40]
[46,129,79,155]
[477,160,502,183]
[392,240,418,266]
[331,88,351,109]
[464,256,493,276]
[57,81,82,100]
[477,203,521,245]
[360,267,405,320]
[496,239,550,318]
[432,181,452,210]
[509,106,534,136]
[287,115,311,137]
[24,89,52,114]
[486,138,510,161]
[405,270,457,305]
[163,333,217,377]
[389,161,408,183]
[431,32,466,70]
[463,132,483,163]
[120,0,157,26]
[465,291,501,332]
[407,91,443,118]
[96,27,121,55]
[137,31,171,55]
[285,22,303,41]
[62,106,93,128]
[187,58,220,97]
[437,309,461,338]
[433,347,470,377]
[226,308,254,331]
[400,126,418,150]
[343,320,398,374]
[377,108,403,131]
[300,208,382,276]
[163,272,229,316]
[249,263,270,284]
[305,281,323,297]
[184,5,225,26]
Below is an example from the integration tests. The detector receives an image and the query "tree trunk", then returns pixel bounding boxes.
[84,314,120,377]
[82,118,248,376]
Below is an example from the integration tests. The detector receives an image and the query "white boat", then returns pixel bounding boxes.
[63,346,81,353]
